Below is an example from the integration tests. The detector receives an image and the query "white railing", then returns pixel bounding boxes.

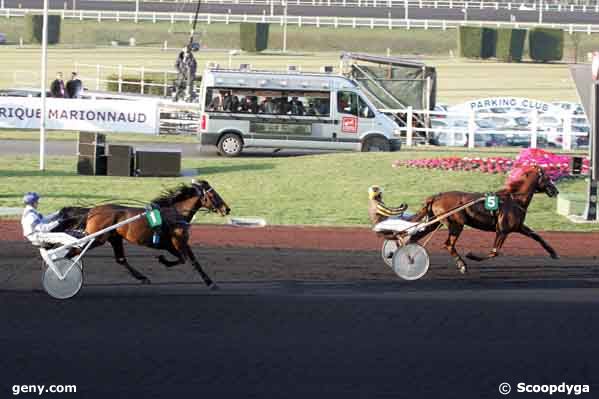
[12,64,179,96]
[387,107,589,150]
[53,0,599,14]
[2,9,599,33]
[74,63,178,96]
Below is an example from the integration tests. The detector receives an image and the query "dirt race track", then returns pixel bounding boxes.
[2,238,599,398]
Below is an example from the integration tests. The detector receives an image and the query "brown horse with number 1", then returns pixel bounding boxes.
[59,180,230,288]
[408,165,559,273]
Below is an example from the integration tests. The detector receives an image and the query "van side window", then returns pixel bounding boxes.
[358,96,375,118]
[337,91,358,116]
[205,87,330,117]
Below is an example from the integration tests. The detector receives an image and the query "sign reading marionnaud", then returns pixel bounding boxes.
[450,97,563,114]
[0,97,159,134]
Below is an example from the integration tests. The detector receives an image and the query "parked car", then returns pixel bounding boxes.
[430,119,468,146]
[474,133,509,147]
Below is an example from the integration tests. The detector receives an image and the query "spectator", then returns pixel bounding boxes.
[288,97,305,116]
[66,72,82,99]
[260,97,275,114]
[50,72,65,98]
[207,91,223,111]
[222,91,233,112]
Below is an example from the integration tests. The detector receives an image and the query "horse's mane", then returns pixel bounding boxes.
[152,184,197,206]
[502,165,539,193]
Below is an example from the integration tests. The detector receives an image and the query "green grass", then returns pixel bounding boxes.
[0,129,197,143]
[0,46,583,106]
[1,19,598,56]
[0,150,594,231]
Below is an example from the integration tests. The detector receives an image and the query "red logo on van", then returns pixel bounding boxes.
[342,116,358,133]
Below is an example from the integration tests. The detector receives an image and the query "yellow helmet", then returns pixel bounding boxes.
[368,186,383,200]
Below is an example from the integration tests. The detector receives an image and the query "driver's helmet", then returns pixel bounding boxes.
[23,192,40,205]
[368,186,383,200]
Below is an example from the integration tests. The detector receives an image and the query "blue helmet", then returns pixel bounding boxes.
[23,192,40,205]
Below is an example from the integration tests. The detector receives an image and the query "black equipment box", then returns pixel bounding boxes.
[107,144,134,177]
[134,149,181,177]
[77,132,107,176]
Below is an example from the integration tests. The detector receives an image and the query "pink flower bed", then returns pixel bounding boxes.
[393,149,589,181]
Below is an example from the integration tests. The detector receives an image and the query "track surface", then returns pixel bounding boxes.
[2,241,599,398]
[3,0,598,24]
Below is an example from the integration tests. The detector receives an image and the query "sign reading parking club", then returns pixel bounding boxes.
[0,97,158,134]
[451,97,562,115]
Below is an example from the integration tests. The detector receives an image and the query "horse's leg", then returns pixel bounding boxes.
[157,233,187,267]
[519,224,560,259]
[444,222,467,274]
[176,241,217,289]
[466,232,509,261]
[109,235,151,284]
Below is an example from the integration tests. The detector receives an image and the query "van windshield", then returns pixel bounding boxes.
[205,88,331,117]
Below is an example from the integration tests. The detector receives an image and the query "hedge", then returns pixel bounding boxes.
[240,23,269,52]
[458,26,495,59]
[495,28,526,62]
[24,14,61,44]
[529,28,564,62]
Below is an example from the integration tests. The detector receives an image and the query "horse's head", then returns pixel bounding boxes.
[191,180,231,216]
[533,166,559,198]
[505,165,558,198]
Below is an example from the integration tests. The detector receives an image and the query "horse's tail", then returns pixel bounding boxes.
[407,195,441,242]
[410,195,437,222]
[58,206,91,231]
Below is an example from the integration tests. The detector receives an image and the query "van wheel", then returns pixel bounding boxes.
[362,136,390,152]
[218,133,243,157]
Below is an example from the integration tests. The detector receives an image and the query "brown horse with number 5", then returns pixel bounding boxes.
[409,165,560,273]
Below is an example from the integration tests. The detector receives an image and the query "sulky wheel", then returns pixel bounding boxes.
[42,258,84,300]
[391,243,430,281]
[381,239,402,268]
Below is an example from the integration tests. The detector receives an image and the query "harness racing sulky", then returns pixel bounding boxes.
[372,165,560,280]
[30,180,230,299]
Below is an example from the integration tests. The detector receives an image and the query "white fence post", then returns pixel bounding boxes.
[530,111,538,148]
[116,11,120,22]
[96,64,101,90]
[0,0,4,9]
[118,64,123,93]
[468,111,475,149]
[140,66,145,94]
[406,107,413,147]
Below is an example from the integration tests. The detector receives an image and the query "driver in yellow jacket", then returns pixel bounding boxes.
[368,186,408,225]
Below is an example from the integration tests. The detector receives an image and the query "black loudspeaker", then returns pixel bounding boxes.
[570,156,584,175]
[135,150,181,177]
[77,155,107,175]
[77,132,106,175]
[107,145,134,177]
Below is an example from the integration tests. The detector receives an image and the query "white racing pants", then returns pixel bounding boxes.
[28,232,80,248]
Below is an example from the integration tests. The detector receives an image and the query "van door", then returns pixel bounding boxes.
[334,91,375,150]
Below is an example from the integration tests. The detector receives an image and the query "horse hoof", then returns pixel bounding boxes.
[551,253,560,260]
[208,283,219,291]
[141,278,152,285]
